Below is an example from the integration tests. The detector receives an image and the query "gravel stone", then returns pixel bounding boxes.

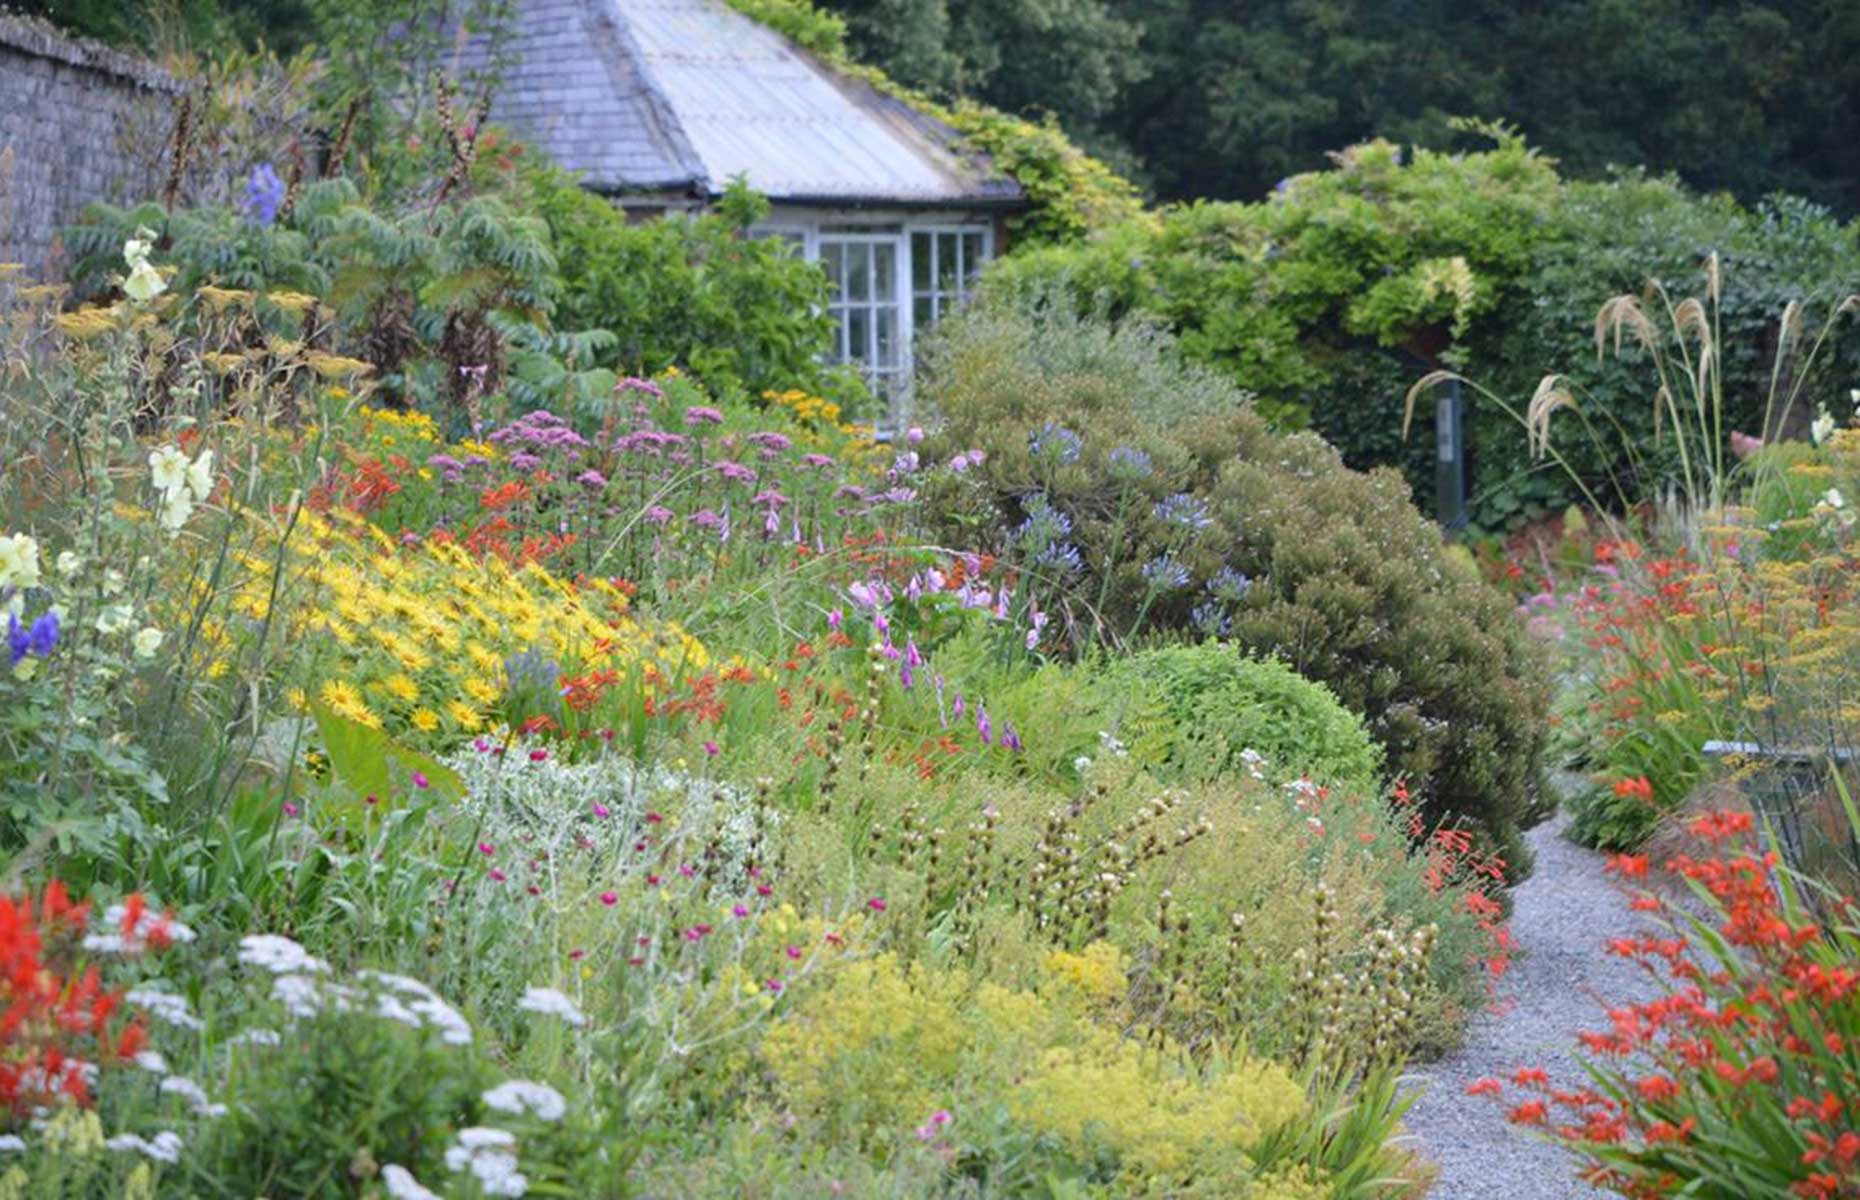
[1403,811,1667,1199]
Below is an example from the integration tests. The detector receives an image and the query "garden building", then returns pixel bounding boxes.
[449,0,1028,411]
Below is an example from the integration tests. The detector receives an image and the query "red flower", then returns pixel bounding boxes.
[1465,1078,1505,1097]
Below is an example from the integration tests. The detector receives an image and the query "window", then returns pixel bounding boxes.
[911,227,989,329]
[818,233,908,406]
[774,221,994,427]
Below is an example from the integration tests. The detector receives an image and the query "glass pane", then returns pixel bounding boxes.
[938,235,959,293]
[846,245,870,302]
[877,307,897,367]
[912,233,931,291]
[825,308,849,363]
[821,243,844,298]
[875,241,895,301]
[847,307,870,364]
[962,233,986,287]
[914,295,934,327]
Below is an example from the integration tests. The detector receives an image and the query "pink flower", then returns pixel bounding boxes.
[704,740,719,757]
[600,891,618,906]
[732,904,750,918]
[785,944,802,960]
[645,811,664,824]
[479,842,496,856]
[591,803,611,818]
[766,979,784,993]
[646,874,661,886]
[568,948,585,960]
[411,772,430,789]
[489,868,507,882]
[678,864,695,878]
[529,749,549,763]
[282,802,301,818]
[867,897,887,913]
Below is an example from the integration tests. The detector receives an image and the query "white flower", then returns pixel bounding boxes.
[85,905,192,956]
[0,533,41,590]
[1813,407,1837,446]
[54,551,80,579]
[383,1165,441,1200]
[229,1028,281,1047]
[238,934,327,974]
[105,1130,183,1163]
[94,604,135,636]
[1826,488,1847,510]
[1072,756,1092,773]
[123,231,154,270]
[132,627,163,659]
[133,1051,168,1074]
[148,446,189,497]
[516,986,585,1027]
[126,989,202,1031]
[482,1080,566,1122]
[0,1135,23,1152]
[271,973,327,1018]
[159,1075,226,1117]
[124,259,166,303]
[158,491,194,534]
[185,449,214,503]
[455,1128,517,1152]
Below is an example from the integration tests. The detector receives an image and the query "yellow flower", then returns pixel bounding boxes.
[383,673,420,703]
[320,678,381,728]
[445,700,483,730]
[409,707,441,733]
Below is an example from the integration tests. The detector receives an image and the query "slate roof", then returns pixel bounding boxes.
[447,0,1023,207]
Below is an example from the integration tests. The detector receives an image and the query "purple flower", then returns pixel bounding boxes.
[5,613,28,666]
[691,508,723,530]
[802,453,835,469]
[27,611,58,657]
[508,451,542,472]
[906,426,924,445]
[977,701,992,746]
[747,431,792,452]
[1001,722,1022,752]
[242,163,285,226]
[953,694,965,720]
[752,489,790,508]
[575,469,608,490]
[684,406,725,426]
[618,376,665,398]
[716,460,758,485]
[643,505,675,525]
[1154,493,1214,530]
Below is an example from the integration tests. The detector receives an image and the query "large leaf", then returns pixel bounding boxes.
[309,702,464,807]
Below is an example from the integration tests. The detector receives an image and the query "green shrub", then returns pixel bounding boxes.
[984,133,1860,528]
[1107,644,1382,792]
[916,295,1551,873]
[528,167,858,403]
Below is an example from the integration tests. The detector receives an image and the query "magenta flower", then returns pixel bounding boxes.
[411,771,430,789]
[867,897,887,913]
[599,891,618,906]
[478,841,495,856]
[732,904,750,918]
[704,740,720,757]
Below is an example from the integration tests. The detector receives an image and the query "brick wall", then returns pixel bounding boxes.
[0,15,177,283]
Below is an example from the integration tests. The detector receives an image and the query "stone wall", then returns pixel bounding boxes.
[0,15,177,283]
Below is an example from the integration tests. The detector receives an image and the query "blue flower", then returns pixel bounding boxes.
[5,612,27,666]
[242,163,286,227]
[1190,603,1231,637]
[1106,446,1152,481]
[1208,566,1253,601]
[26,610,58,657]
[1141,554,1191,592]
[1028,422,1082,465]
[1154,493,1213,530]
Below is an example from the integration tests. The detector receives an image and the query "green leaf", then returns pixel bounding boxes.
[309,702,464,809]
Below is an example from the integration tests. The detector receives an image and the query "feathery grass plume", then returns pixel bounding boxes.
[1595,293,1657,358]
[1525,374,1576,460]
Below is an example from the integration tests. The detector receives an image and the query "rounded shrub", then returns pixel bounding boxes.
[916,295,1552,874]
[1107,644,1381,792]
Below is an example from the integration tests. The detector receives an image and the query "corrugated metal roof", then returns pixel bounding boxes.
[450,0,1021,206]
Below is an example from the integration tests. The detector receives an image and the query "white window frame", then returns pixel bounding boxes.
[750,214,997,430]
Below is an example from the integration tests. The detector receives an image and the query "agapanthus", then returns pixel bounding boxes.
[1154,492,1213,529]
[1141,554,1191,592]
[1208,566,1253,601]
[1191,602,1232,637]
[1028,422,1082,465]
[1107,446,1153,481]
[242,163,285,226]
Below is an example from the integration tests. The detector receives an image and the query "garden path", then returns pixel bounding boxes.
[1402,811,1664,1199]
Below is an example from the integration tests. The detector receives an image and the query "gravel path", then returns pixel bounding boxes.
[1402,812,1666,1199]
